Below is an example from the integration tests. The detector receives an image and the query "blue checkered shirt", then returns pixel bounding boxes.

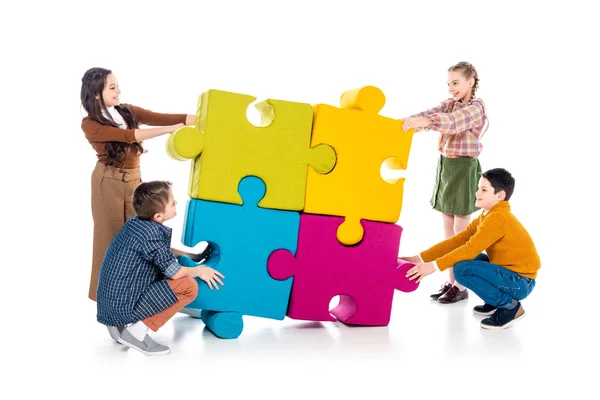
[96,216,181,326]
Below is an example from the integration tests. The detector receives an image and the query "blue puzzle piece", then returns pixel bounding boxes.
[179,176,299,323]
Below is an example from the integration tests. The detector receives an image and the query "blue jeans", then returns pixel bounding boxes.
[453,253,536,308]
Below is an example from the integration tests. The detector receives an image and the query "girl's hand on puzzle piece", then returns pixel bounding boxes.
[406,262,435,283]
[170,123,186,132]
[402,117,432,131]
[197,266,225,290]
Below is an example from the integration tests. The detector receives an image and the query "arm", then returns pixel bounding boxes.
[407,217,490,282]
[434,213,506,270]
[82,117,184,142]
[420,218,479,262]
[401,99,453,132]
[426,100,487,135]
[170,264,224,290]
[405,225,477,282]
[133,123,185,141]
[82,118,137,143]
[128,104,192,127]
[141,238,224,290]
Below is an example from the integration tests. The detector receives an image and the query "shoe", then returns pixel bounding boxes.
[117,329,171,356]
[438,285,468,304]
[480,302,525,330]
[473,303,497,316]
[430,282,453,299]
[106,325,125,342]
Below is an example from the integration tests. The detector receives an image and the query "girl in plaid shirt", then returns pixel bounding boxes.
[400,61,489,304]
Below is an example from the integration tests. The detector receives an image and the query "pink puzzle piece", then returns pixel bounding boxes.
[267,214,419,326]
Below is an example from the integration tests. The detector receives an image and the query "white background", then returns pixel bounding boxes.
[1,0,598,398]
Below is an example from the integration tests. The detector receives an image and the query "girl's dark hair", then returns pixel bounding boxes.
[133,181,173,220]
[80,67,142,167]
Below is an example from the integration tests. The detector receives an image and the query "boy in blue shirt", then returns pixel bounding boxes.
[96,180,224,356]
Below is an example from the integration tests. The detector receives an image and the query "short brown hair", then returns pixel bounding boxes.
[133,181,172,220]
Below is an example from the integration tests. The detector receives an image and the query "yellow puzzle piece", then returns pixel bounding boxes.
[303,86,415,245]
[167,89,336,211]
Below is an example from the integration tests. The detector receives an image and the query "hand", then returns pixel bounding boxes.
[402,117,432,132]
[406,262,435,283]
[399,255,422,264]
[197,266,225,290]
[171,122,186,132]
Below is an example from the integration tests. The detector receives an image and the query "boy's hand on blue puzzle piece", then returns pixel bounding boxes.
[197,266,225,290]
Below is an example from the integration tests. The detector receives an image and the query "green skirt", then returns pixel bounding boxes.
[430,155,482,216]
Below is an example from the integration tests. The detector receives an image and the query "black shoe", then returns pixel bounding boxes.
[438,285,468,304]
[430,282,452,299]
[480,302,525,330]
[473,303,497,316]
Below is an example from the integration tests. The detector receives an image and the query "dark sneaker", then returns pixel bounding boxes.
[438,285,469,304]
[473,303,497,316]
[117,329,171,356]
[430,282,453,299]
[480,302,525,330]
[106,325,125,342]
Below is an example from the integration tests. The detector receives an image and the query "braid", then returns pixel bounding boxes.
[472,73,479,97]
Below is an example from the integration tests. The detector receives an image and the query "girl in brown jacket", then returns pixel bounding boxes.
[80,67,195,301]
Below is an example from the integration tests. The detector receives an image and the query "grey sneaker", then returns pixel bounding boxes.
[117,329,171,356]
[106,325,125,342]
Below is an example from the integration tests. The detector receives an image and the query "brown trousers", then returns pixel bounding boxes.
[143,277,199,331]
[89,162,142,301]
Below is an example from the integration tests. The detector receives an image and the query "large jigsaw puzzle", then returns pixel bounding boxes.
[166,89,336,212]
[179,175,299,338]
[303,86,415,245]
[267,213,418,326]
[166,85,422,339]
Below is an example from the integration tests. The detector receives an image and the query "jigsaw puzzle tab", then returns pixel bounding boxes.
[166,89,336,212]
[200,310,244,340]
[303,86,415,245]
[176,175,300,338]
[267,213,415,326]
[395,259,419,293]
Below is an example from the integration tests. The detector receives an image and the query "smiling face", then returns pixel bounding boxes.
[475,177,505,211]
[447,70,474,102]
[100,74,121,107]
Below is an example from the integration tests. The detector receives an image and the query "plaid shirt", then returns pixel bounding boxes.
[409,98,488,157]
[96,216,181,327]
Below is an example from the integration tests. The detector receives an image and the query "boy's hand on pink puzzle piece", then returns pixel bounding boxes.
[406,262,435,283]
[197,266,225,290]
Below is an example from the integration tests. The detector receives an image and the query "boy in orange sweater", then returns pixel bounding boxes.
[400,168,540,329]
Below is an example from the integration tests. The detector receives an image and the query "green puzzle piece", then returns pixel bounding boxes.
[167,89,336,211]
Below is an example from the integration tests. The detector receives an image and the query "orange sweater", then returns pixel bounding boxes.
[420,201,541,279]
[81,104,187,169]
